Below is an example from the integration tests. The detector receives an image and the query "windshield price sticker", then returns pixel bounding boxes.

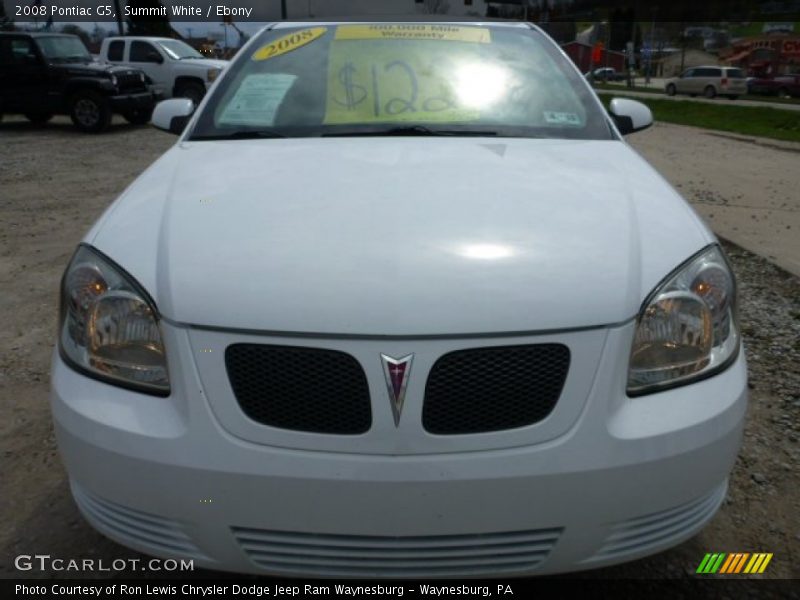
[252,27,327,61]
[324,43,482,125]
[219,74,297,126]
[335,24,491,44]
[543,111,582,126]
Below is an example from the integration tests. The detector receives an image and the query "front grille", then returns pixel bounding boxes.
[232,526,562,577]
[116,70,146,92]
[423,344,570,434]
[225,344,371,435]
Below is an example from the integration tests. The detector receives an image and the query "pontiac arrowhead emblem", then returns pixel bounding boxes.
[380,354,413,426]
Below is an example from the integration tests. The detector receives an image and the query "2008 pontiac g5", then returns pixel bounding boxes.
[51,20,747,577]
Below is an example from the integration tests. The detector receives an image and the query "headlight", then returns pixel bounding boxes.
[139,72,146,83]
[207,68,221,82]
[109,74,118,87]
[627,245,739,395]
[59,245,170,395]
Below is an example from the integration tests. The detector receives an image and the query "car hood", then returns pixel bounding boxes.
[89,138,712,335]
[51,59,132,76]
[177,58,227,69]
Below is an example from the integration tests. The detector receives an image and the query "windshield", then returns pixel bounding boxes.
[36,36,91,62]
[158,40,204,60]
[191,24,612,140]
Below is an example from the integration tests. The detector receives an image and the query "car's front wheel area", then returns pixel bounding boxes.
[69,91,112,133]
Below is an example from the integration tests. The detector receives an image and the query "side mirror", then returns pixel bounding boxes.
[147,51,163,64]
[608,97,653,135]
[152,98,194,134]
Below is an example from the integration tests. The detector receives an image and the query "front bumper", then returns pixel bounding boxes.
[50,321,747,577]
[109,91,157,113]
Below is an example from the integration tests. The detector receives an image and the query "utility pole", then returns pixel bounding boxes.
[646,11,656,84]
[628,18,636,88]
[281,0,287,20]
[113,0,123,35]
[679,22,687,73]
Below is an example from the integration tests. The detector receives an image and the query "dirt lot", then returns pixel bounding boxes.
[0,116,798,582]
[630,123,800,277]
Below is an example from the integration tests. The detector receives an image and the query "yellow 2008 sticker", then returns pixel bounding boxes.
[252,27,327,61]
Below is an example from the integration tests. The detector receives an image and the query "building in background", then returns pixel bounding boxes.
[722,33,800,76]
[561,40,625,73]
[656,49,720,77]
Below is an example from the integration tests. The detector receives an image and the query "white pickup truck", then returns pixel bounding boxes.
[99,37,227,104]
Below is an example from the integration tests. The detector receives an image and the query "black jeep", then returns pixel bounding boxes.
[0,32,159,133]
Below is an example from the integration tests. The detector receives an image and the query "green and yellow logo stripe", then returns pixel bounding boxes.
[696,553,773,574]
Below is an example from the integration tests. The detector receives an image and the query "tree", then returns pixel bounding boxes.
[540,21,577,45]
[61,24,91,47]
[0,0,15,31]
[92,23,109,44]
[113,0,123,35]
[125,0,172,37]
[423,0,450,14]
[608,8,635,52]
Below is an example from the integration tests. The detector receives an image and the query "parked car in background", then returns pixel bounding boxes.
[585,67,626,82]
[747,74,800,98]
[52,20,746,578]
[665,66,747,99]
[99,37,227,105]
[0,32,157,132]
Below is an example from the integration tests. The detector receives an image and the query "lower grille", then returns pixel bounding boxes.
[423,344,570,434]
[587,482,727,562]
[232,526,562,577]
[225,344,371,435]
[71,483,206,559]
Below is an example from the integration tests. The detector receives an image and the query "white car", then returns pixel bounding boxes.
[52,20,746,577]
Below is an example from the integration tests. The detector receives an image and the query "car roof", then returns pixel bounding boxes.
[273,17,531,29]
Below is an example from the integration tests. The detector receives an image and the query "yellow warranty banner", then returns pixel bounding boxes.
[324,42,482,125]
[252,27,327,61]
[334,24,491,43]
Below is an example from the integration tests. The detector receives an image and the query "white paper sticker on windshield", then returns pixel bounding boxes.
[218,74,297,126]
[543,111,581,126]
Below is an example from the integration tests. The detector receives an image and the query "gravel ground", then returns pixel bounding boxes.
[628,122,800,277]
[0,117,798,584]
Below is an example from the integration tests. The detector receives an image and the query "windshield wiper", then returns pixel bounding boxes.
[323,125,498,137]
[192,130,288,140]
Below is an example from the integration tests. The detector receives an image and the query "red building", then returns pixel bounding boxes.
[561,41,626,73]
[723,34,800,76]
